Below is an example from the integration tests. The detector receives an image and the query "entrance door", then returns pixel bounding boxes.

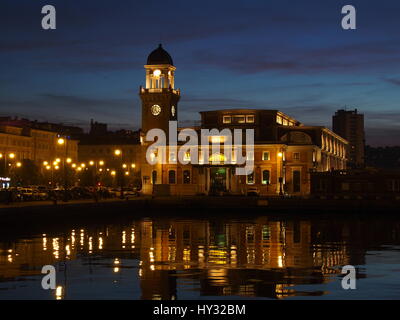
[293,170,301,193]
[210,167,227,194]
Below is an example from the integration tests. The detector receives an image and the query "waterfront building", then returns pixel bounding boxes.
[310,169,400,199]
[0,118,79,177]
[138,45,348,196]
[77,120,141,186]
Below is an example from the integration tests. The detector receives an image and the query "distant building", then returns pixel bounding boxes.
[0,117,79,166]
[365,146,400,169]
[77,120,141,184]
[332,109,365,168]
[310,169,400,199]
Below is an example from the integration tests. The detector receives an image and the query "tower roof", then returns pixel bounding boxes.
[146,44,174,65]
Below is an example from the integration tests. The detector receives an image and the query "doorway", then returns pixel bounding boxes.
[210,167,227,194]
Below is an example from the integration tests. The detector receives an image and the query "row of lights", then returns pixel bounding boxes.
[0,152,22,167]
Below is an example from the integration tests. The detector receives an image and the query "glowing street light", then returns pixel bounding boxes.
[66,158,72,163]
[131,163,136,169]
[43,161,49,166]
[99,160,104,166]
[114,149,121,156]
[9,153,15,159]
[89,161,94,166]
[57,138,65,145]
[16,162,22,168]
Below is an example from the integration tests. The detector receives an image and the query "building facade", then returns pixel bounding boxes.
[0,121,79,167]
[138,45,348,196]
[332,109,365,168]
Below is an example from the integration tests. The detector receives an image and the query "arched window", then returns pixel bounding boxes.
[168,170,176,184]
[262,170,270,185]
[183,170,191,184]
[151,170,157,185]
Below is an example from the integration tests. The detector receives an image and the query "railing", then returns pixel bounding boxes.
[140,86,180,95]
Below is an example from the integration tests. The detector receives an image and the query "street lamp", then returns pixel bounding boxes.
[2,153,16,179]
[57,137,69,201]
[277,150,285,196]
[114,149,124,198]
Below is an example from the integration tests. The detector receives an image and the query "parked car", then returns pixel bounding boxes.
[247,186,260,196]
[123,188,140,198]
[18,188,34,201]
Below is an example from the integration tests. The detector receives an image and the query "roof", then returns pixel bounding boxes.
[147,44,174,65]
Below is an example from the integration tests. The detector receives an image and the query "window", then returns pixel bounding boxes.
[151,170,157,184]
[246,151,254,161]
[276,115,282,124]
[168,170,176,184]
[183,170,191,184]
[293,152,300,160]
[169,151,176,162]
[183,151,191,162]
[223,116,231,124]
[262,151,270,161]
[247,172,255,184]
[262,170,270,185]
[293,170,301,192]
[262,225,271,241]
[234,115,245,123]
[246,115,255,123]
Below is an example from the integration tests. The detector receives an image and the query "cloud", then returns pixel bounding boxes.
[384,78,400,86]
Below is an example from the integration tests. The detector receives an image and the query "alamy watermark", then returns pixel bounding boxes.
[341,265,357,290]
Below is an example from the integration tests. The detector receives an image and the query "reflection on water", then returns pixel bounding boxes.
[0,216,400,299]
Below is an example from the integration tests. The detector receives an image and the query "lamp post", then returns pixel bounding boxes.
[57,137,69,202]
[2,152,15,176]
[278,151,285,196]
[114,149,124,199]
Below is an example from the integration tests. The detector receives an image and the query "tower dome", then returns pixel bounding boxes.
[146,44,174,65]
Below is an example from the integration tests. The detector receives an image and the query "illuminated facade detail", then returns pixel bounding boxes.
[151,105,162,116]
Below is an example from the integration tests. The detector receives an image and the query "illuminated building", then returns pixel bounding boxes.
[0,120,78,166]
[138,45,348,196]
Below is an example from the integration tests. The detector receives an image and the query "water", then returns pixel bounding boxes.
[0,214,399,300]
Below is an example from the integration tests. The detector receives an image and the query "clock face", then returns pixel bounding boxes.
[171,105,176,117]
[151,104,161,116]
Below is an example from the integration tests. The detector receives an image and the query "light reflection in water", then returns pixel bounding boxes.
[0,216,399,299]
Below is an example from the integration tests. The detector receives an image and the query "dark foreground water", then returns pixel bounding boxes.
[0,213,399,300]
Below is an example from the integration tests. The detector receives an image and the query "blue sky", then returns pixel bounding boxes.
[0,0,399,145]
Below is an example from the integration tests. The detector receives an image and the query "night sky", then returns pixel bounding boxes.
[1,0,399,146]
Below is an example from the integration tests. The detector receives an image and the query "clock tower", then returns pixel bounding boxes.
[140,44,180,138]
